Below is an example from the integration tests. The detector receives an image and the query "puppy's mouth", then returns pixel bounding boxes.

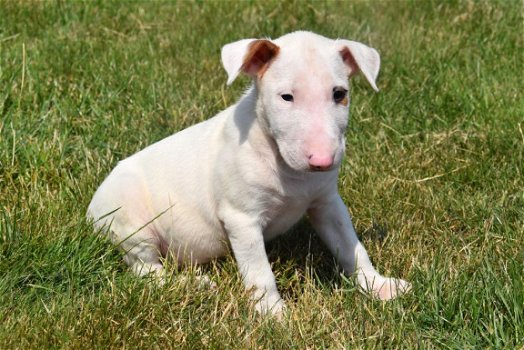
[308,165,335,172]
[281,156,337,174]
[273,142,338,174]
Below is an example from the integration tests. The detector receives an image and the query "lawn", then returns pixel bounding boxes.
[0,1,522,348]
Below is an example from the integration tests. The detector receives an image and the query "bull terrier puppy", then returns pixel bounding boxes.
[88,31,411,316]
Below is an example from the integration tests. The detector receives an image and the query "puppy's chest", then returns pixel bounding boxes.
[261,194,310,241]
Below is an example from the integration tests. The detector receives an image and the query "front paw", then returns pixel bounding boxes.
[375,277,411,300]
[253,293,286,318]
[359,275,412,300]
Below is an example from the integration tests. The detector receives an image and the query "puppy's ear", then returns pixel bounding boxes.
[337,40,380,92]
[221,39,280,85]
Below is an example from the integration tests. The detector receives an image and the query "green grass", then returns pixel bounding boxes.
[1,0,523,348]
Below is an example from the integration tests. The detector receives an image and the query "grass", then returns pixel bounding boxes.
[0,0,523,348]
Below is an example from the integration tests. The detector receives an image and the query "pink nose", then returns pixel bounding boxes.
[308,154,334,171]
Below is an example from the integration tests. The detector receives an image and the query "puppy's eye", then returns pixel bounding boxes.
[333,88,348,104]
[281,94,294,102]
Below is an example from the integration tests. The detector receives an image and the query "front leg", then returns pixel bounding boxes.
[221,206,285,316]
[308,194,411,300]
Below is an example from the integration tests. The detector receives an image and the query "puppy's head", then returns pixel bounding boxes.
[221,31,380,172]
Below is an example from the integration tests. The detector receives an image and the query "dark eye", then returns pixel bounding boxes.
[333,88,348,104]
[281,94,294,102]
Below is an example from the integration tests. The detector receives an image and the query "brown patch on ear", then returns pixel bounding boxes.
[241,40,280,79]
[340,47,359,77]
[340,96,349,106]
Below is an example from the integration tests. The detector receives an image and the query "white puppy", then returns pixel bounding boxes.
[88,31,410,315]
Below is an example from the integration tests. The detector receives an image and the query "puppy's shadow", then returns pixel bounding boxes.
[265,219,338,298]
[265,218,389,299]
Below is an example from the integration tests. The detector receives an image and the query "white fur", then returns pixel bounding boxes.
[87,31,410,316]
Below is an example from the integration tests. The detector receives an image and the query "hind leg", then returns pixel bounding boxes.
[88,168,167,280]
[91,215,166,282]
[105,214,167,282]
[88,202,165,280]
[123,239,164,279]
[90,213,166,280]
[87,170,216,287]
